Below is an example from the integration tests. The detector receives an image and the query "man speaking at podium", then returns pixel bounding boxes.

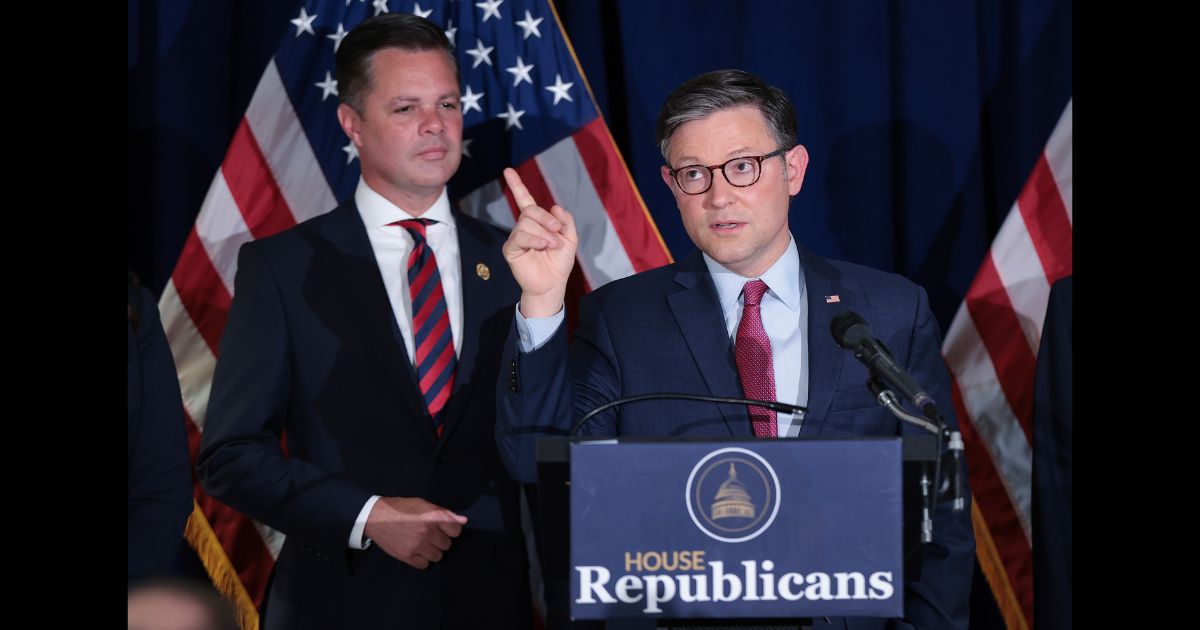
[496,69,974,628]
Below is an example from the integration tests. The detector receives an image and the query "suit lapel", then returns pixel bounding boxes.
[667,251,750,436]
[435,212,508,447]
[797,246,851,437]
[317,202,432,438]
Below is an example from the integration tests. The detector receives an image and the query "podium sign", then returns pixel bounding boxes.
[568,439,904,620]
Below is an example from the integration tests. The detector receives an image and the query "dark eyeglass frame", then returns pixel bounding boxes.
[668,148,787,195]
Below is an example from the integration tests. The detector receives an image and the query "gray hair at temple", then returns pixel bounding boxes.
[655,69,797,161]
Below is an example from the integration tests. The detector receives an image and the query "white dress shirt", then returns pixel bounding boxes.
[702,236,809,437]
[515,235,809,437]
[348,179,464,549]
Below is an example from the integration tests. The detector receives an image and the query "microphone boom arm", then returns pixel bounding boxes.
[571,393,808,437]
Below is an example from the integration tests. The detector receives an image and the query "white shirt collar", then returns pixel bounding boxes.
[354,179,456,229]
[703,235,803,311]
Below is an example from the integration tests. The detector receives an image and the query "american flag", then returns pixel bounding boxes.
[160,1,671,625]
[942,101,1072,629]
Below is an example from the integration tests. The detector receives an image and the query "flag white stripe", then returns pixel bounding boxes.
[459,179,517,230]
[167,70,311,558]
[255,521,286,560]
[535,135,636,289]
[989,206,1050,352]
[246,59,338,224]
[943,306,1033,542]
[1045,100,1073,226]
[195,174,254,295]
[162,281,290,556]
[159,280,217,430]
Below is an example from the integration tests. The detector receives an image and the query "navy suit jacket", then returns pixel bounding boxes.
[1033,275,1072,629]
[497,245,974,629]
[197,202,531,629]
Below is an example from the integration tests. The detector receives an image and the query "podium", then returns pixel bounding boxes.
[528,435,941,628]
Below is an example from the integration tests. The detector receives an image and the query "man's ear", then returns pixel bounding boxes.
[661,164,676,191]
[337,103,363,147]
[784,144,809,196]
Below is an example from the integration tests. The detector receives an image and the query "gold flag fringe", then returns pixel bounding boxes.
[972,500,1030,630]
[184,500,260,630]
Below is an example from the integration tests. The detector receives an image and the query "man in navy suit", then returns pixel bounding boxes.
[197,14,530,629]
[497,69,974,629]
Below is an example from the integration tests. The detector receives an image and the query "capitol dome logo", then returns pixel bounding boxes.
[685,447,781,543]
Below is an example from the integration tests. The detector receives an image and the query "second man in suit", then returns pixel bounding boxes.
[197,14,531,629]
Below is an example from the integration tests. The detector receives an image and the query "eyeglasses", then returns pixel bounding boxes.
[668,149,786,195]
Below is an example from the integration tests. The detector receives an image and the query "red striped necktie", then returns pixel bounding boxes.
[396,218,456,435]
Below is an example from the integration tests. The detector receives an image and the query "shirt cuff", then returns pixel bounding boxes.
[350,495,382,549]
[515,303,565,352]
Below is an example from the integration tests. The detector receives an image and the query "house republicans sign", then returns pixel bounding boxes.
[568,439,904,620]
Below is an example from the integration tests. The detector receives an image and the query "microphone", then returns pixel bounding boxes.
[831,311,939,420]
[936,432,966,512]
[571,393,808,437]
[947,431,965,511]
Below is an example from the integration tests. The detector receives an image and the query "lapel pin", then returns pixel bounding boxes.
[476,263,491,280]
[825,295,841,303]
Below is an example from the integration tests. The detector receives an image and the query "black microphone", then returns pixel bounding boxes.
[572,393,808,437]
[831,311,939,420]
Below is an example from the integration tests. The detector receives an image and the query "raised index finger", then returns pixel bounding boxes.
[503,167,538,211]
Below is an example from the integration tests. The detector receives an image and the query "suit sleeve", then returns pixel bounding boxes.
[495,316,571,484]
[895,285,976,629]
[1032,276,1072,628]
[496,291,622,483]
[196,244,371,557]
[127,284,193,583]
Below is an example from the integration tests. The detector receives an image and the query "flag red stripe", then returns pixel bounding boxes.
[950,378,1033,622]
[171,230,232,356]
[563,263,591,334]
[1017,155,1073,284]
[963,258,1036,443]
[221,119,299,240]
[572,119,672,272]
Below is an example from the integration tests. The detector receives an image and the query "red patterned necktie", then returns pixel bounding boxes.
[735,279,777,438]
[396,218,456,435]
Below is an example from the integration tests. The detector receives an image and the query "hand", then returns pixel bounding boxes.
[500,167,578,318]
[363,497,468,569]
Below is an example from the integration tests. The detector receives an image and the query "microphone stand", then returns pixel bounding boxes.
[866,378,965,544]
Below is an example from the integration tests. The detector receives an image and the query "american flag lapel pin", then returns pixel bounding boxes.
[825,295,841,303]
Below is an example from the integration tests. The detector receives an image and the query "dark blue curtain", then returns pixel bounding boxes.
[127,0,296,294]
[556,0,1071,330]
